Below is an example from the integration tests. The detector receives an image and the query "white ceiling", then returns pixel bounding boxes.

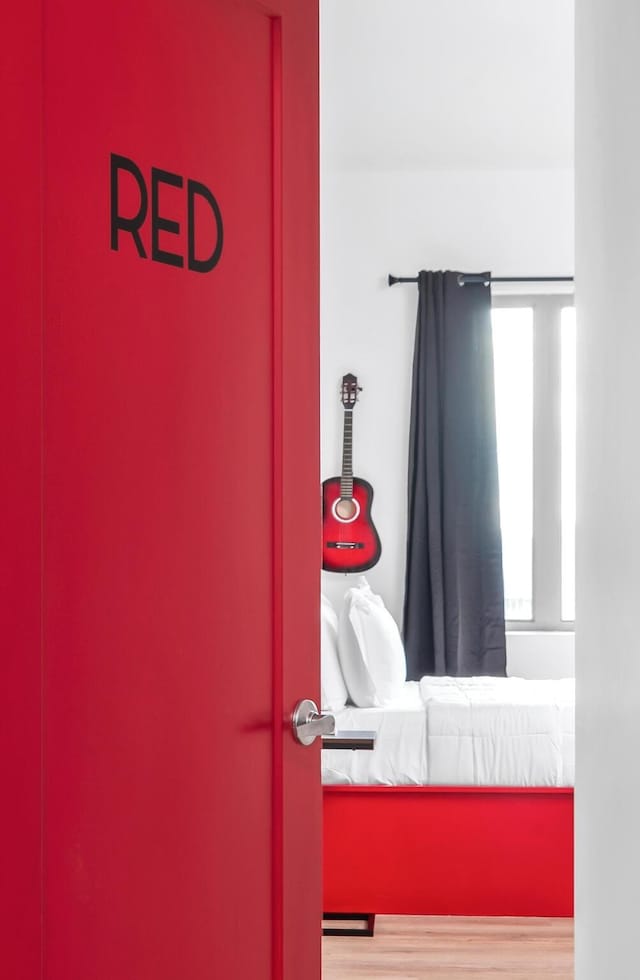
[321,0,574,171]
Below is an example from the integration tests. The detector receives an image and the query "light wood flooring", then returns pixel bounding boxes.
[322,915,574,980]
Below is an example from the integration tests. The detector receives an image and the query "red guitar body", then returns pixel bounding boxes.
[322,476,382,573]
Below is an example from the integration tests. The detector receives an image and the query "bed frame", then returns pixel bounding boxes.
[323,785,573,918]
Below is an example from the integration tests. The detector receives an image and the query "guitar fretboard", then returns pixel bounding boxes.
[340,409,354,498]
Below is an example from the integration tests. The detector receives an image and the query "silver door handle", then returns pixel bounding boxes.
[292,699,335,746]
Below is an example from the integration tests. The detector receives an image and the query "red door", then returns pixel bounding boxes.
[1,2,319,979]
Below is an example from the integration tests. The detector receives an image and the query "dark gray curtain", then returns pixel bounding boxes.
[403,270,506,679]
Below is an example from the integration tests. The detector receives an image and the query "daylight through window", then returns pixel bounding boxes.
[492,297,575,628]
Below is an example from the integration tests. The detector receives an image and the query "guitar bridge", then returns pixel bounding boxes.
[326,542,365,550]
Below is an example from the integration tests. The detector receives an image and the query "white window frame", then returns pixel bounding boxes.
[492,293,575,632]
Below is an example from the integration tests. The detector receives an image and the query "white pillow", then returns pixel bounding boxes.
[338,577,407,708]
[321,593,348,712]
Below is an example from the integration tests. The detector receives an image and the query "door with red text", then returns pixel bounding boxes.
[5,1,317,979]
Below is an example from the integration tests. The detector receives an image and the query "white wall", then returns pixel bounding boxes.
[321,0,574,173]
[320,170,576,678]
[575,0,640,975]
[320,169,574,626]
[506,631,574,679]
[320,2,575,679]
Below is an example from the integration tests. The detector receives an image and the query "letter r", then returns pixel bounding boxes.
[110,154,148,258]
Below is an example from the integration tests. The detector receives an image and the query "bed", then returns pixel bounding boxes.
[322,675,574,918]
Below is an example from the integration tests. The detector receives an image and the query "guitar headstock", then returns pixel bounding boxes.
[340,373,362,409]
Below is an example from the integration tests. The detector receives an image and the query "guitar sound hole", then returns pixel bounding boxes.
[334,497,359,522]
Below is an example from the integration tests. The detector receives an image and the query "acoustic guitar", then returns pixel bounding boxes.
[322,373,382,573]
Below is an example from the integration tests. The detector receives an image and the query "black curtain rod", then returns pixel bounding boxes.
[388,273,574,287]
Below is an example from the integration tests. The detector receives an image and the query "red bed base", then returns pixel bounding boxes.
[323,786,574,917]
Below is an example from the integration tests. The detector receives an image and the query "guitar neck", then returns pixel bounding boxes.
[340,409,354,498]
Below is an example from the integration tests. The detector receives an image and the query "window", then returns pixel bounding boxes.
[492,296,576,629]
[560,307,576,622]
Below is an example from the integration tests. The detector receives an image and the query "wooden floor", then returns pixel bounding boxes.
[322,916,574,980]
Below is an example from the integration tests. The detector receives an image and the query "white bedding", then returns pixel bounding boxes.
[322,682,426,785]
[322,675,574,787]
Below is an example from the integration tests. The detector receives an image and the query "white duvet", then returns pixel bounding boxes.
[322,675,574,787]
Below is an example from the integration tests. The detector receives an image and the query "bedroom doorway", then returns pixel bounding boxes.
[319,1,574,976]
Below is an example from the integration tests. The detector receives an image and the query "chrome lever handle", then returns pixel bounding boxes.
[302,712,336,740]
[292,699,336,746]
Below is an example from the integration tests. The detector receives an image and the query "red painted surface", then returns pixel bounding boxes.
[1,8,43,979]
[324,787,574,917]
[2,1,319,978]
[322,478,382,572]
[277,4,322,975]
